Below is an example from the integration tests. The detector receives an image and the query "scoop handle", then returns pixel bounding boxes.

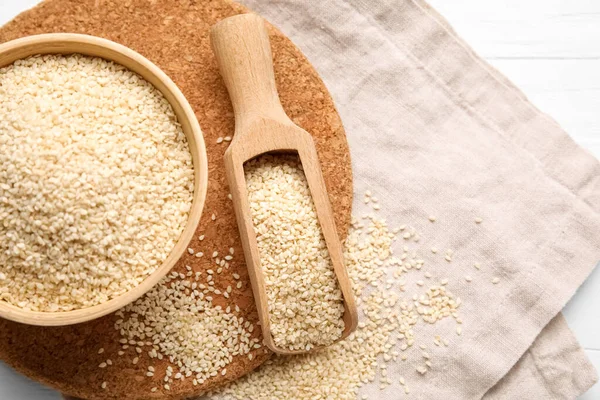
[210,14,288,125]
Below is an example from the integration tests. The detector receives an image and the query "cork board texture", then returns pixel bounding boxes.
[0,0,353,399]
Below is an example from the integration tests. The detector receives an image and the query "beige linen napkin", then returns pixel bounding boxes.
[239,0,600,398]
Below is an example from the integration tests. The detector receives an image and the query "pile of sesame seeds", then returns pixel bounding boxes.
[0,54,194,312]
[113,267,261,392]
[245,155,345,351]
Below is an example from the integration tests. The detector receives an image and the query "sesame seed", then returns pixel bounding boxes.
[0,54,193,312]
[428,215,436,222]
[101,382,107,389]
[475,217,483,224]
[244,155,345,351]
[216,137,224,143]
[492,277,500,284]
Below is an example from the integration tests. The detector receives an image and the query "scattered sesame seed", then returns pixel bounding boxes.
[492,277,500,284]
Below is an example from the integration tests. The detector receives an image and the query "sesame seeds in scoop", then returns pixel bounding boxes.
[245,155,346,352]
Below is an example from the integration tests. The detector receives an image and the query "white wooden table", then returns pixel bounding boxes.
[0,0,599,398]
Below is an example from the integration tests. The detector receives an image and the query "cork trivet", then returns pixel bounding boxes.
[0,0,353,399]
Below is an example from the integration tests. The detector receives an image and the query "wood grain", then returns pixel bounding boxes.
[0,0,354,399]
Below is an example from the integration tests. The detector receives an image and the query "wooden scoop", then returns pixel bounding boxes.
[210,13,358,355]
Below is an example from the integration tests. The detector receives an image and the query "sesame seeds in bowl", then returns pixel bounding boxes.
[0,34,207,325]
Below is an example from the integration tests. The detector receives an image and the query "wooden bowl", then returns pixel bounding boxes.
[0,33,208,326]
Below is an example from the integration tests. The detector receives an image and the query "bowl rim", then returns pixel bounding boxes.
[0,33,208,326]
